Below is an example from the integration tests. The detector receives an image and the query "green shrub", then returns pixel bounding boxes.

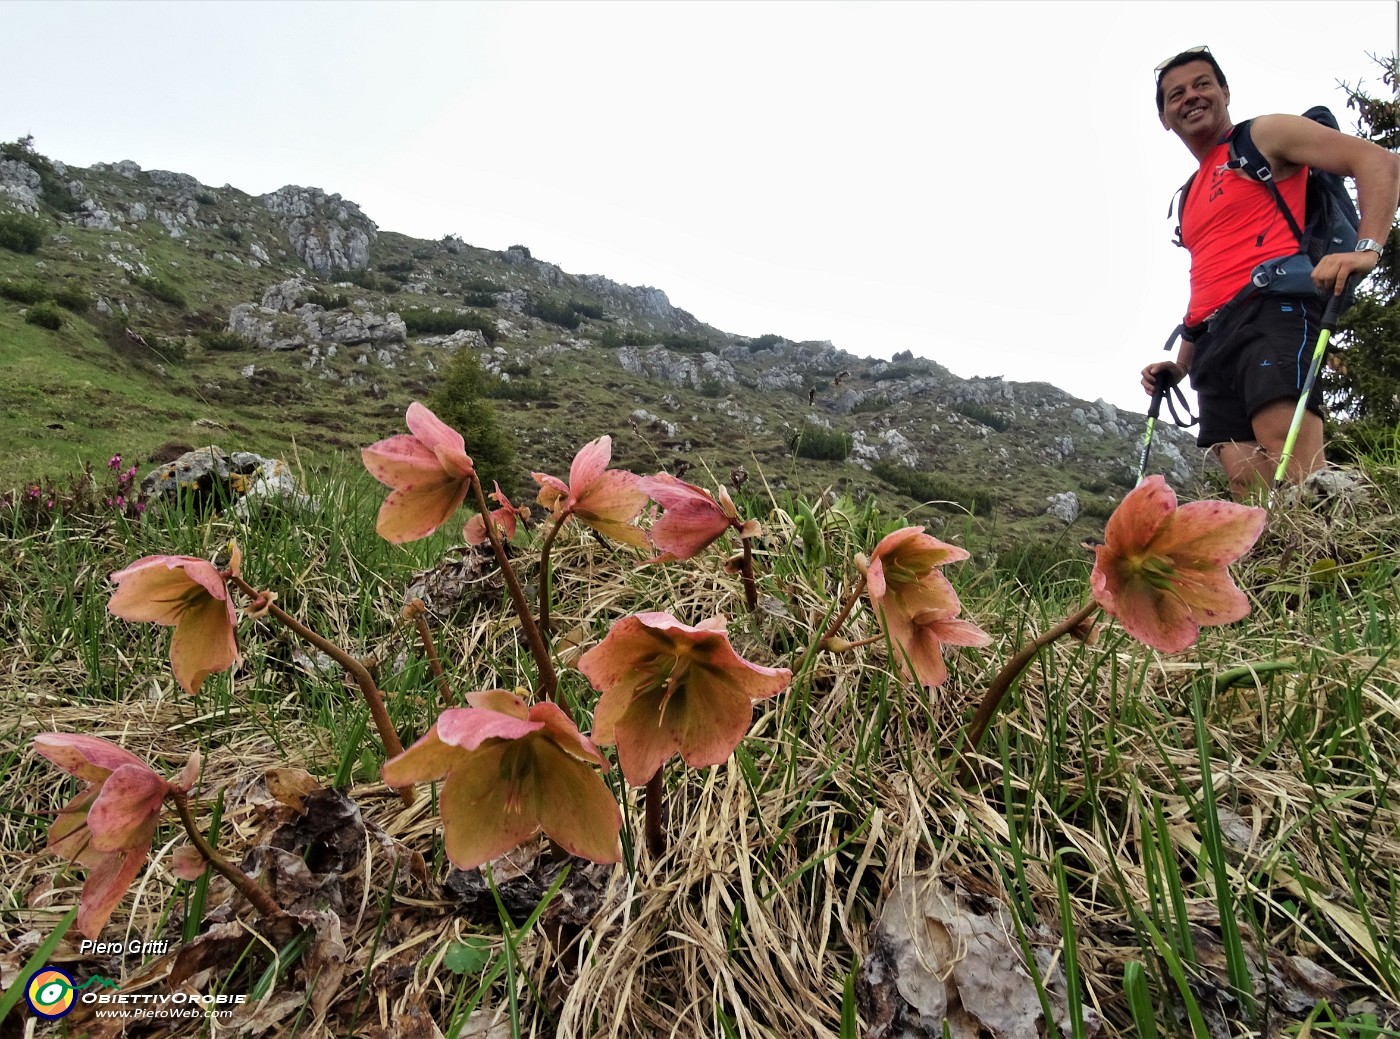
[305,291,349,310]
[341,268,396,292]
[200,329,252,352]
[570,300,605,320]
[748,333,785,352]
[217,224,242,244]
[525,298,581,330]
[462,292,496,308]
[953,402,1010,432]
[463,277,503,293]
[381,260,416,274]
[1079,498,1117,520]
[486,378,552,402]
[50,284,89,313]
[791,423,852,461]
[129,274,188,309]
[23,301,64,330]
[661,334,713,354]
[400,308,497,343]
[0,212,44,253]
[0,279,48,304]
[850,395,889,415]
[871,461,998,515]
[429,348,516,494]
[871,362,932,383]
[194,191,218,206]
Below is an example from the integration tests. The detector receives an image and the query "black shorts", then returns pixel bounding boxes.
[1189,295,1326,448]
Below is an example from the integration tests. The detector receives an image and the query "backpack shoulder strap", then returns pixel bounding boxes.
[1170,172,1197,249]
[1227,117,1307,246]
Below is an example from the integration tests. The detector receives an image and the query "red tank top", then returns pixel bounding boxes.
[1181,137,1309,326]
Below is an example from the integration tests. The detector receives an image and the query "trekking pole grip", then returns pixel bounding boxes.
[1321,272,1364,329]
[1146,369,1171,419]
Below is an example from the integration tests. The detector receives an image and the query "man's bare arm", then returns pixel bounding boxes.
[1250,113,1400,295]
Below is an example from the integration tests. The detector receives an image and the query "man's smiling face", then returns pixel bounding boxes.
[1158,60,1231,142]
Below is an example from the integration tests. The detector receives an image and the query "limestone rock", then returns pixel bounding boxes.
[140,447,311,515]
[260,185,376,275]
[1046,491,1081,523]
[0,158,43,212]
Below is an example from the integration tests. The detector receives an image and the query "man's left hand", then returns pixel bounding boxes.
[1313,248,1379,297]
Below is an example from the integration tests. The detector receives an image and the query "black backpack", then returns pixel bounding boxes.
[1171,106,1361,265]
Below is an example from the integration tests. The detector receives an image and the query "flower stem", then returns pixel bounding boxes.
[408,602,452,709]
[471,476,558,700]
[537,513,567,636]
[796,572,868,676]
[644,771,666,859]
[231,576,414,806]
[958,600,1099,777]
[739,536,759,612]
[169,790,290,928]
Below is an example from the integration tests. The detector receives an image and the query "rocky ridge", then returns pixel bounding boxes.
[0,141,1202,531]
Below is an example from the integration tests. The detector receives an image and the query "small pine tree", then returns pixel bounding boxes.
[1324,54,1400,442]
[428,349,518,498]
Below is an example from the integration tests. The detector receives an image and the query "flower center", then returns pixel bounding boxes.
[1132,554,1179,591]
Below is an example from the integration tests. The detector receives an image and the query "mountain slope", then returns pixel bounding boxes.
[0,141,1201,539]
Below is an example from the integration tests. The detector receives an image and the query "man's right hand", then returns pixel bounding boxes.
[1141,361,1185,394]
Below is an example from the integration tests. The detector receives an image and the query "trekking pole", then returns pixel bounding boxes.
[1136,369,1173,485]
[1270,274,1362,498]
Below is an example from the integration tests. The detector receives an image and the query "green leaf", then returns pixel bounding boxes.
[443,936,493,976]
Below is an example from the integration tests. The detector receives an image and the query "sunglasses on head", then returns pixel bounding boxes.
[1155,45,1210,81]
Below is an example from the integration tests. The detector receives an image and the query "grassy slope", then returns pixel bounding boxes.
[2,432,1398,1036]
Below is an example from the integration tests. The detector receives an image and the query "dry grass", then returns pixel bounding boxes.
[3,460,1400,1037]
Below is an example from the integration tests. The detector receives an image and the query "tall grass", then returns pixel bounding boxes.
[3,443,1399,1036]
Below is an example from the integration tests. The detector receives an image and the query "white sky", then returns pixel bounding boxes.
[2,0,1397,414]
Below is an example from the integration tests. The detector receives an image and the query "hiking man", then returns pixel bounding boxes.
[1141,48,1400,501]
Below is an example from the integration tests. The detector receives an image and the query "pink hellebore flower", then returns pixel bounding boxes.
[34,734,199,939]
[864,526,992,688]
[637,474,759,564]
[464,481,525,546]
[381,691,621,870]
[532,435,648,548]
[362,402,476,543]
[578,612,792,787]
[1091,476,1266,653]
[108,546,242,695]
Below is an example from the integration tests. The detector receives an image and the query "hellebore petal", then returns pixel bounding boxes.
[380,697,621,871]
[363,402,475,543]
[1091,476,1266,654]
[87,764,168,852]
[638,474,735,563]
[32,734,175,939]
[405,401,475,478]
[169,845,208,881]
[34,733,148,783]
[863,526,983,688]
[438,742,543,868]
[76,848,148,942]
[108,555,240,695]
[464,482,523,546]
[578,611,792,786]
[532,436,648,548]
